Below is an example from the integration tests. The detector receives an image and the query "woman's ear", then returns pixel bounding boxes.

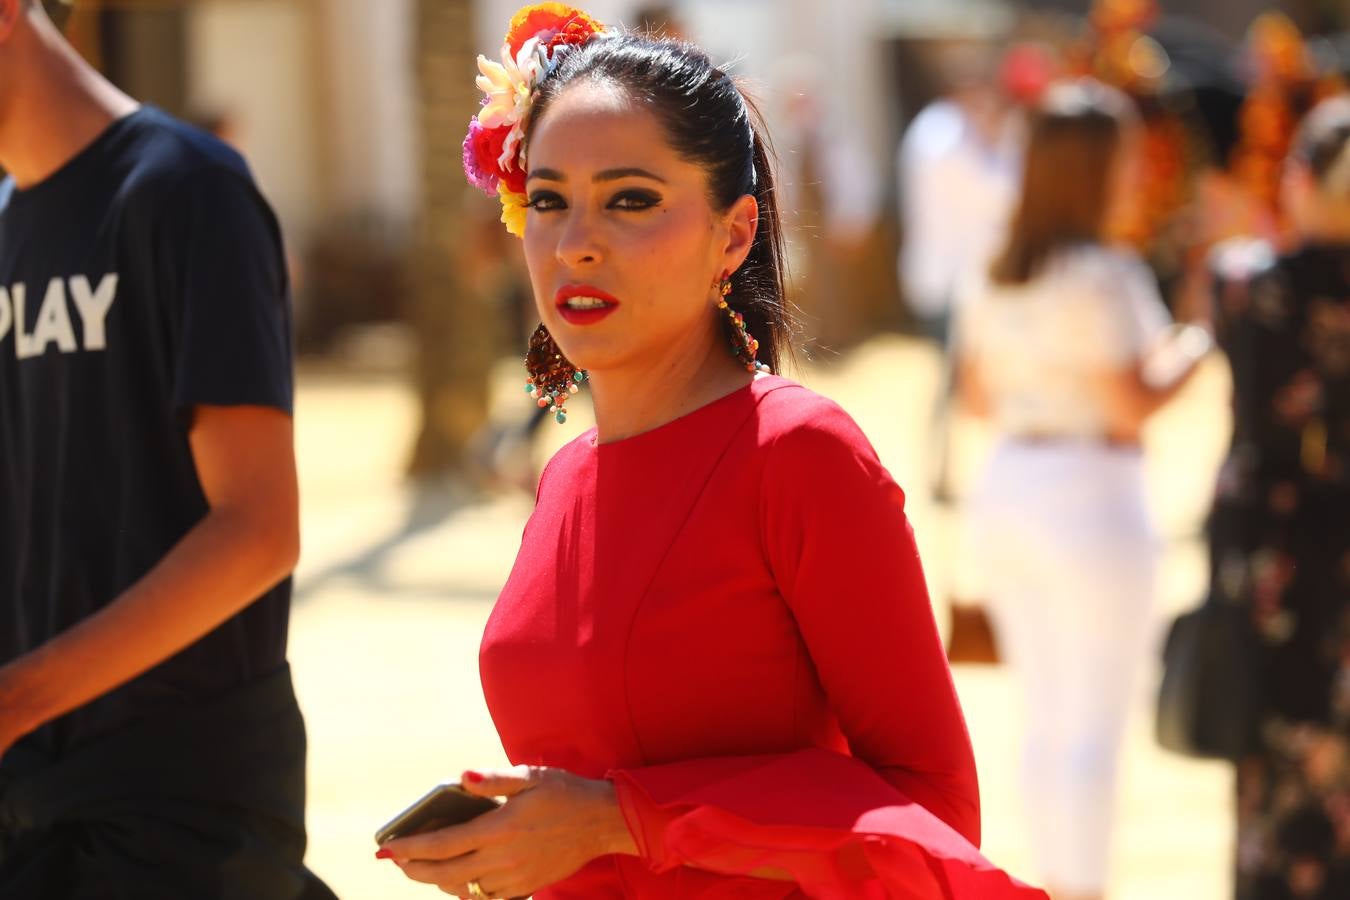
[719,193,759,276]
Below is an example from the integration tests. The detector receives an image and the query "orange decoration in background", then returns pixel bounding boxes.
[1089,0,1158,35]
[1228,13,1345,242]
[1109,114,1190,248]
[1248,12,1309,85]
[1075,0,1188,251]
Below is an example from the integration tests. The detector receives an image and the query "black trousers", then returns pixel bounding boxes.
[0,666,337,900]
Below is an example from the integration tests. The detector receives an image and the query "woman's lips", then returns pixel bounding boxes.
[558,304,618,325]
[555,286,620,326]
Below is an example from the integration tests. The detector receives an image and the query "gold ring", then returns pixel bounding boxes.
[466,880,489,900]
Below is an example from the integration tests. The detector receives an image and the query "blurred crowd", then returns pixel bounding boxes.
[893,3,1350,900]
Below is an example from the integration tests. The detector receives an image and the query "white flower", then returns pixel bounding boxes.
[500,127,524,173]
[475,37,549,131]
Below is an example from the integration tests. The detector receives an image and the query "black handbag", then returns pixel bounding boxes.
[1155,595,1265,761]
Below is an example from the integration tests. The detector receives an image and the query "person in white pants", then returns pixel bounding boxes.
[954,78,1212,900]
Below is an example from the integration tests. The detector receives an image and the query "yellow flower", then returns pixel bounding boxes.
[498,183,528,238]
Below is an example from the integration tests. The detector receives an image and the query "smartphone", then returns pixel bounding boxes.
[374,782,502,845]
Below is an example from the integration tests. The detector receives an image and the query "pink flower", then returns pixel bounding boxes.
[463,118,527,196]
[463,119,500,195]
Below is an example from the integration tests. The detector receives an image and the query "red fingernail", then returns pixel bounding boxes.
[463,770,484,783]
[375,848,395,860]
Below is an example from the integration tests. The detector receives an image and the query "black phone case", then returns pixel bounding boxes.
[374,783,501,844]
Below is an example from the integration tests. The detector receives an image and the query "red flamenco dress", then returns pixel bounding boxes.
[480,376,1046,899]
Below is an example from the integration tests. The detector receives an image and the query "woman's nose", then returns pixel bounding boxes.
[554,210,603,267]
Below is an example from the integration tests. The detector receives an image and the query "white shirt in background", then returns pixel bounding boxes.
[898,98,1021,319]
[955,243,1172,439]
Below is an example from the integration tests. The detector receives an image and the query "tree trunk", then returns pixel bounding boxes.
[406,0,499,478]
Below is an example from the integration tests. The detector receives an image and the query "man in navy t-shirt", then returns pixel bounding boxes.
[0,3,335,897]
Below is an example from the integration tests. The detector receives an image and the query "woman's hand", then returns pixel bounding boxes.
[379,766,637,898]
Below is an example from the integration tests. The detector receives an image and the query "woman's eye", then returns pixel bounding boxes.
[609,190,661,211]
[525,191,565,211]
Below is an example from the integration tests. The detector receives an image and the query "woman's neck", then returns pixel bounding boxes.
[587,337,755,444]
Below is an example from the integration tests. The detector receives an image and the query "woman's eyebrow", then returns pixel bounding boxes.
[525,167,668,184]
[526,168,565,183]
[595,167,667,183]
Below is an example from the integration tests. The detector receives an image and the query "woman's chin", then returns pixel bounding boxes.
[547,335,633,376]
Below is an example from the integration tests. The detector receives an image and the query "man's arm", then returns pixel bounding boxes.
[0,404,299,756]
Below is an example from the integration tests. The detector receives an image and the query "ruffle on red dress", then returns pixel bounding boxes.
[614,748,1047,900]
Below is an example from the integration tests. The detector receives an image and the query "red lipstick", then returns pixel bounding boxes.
[555,285,620,326]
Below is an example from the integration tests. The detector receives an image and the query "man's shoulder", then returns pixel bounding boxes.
[103,110,277,241]
[88,109,255,217]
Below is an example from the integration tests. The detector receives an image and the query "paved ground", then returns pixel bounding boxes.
[287,334,1237,899]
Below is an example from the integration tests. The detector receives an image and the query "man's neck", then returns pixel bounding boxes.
[0,18,138,189]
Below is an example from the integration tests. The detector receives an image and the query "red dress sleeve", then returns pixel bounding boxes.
[609,397,1046,899]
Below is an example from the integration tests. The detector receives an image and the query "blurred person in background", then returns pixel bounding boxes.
[898,41,1051,664]
[1206,95,1350,900]
[772,48,883,354]
[899,40,1049,520]
[376,5,1046,899]
[0,2,334,897]
[956,79,1210,900]
[898,41,1025,349]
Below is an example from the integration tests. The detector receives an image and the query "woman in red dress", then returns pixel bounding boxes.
[378,6,1047,898]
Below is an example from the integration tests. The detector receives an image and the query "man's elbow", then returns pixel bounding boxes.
[257,510,301,581]
[265,520,302,578]
[217,504,301,586]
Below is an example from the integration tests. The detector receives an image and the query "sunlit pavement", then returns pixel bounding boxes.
[288,334,1235,899]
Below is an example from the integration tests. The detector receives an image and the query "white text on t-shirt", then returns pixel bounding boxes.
[0,274,119,360]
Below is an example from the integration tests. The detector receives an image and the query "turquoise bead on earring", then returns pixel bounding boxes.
[524,323,587,425]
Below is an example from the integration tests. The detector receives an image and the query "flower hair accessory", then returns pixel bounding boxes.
[463,3,607,237]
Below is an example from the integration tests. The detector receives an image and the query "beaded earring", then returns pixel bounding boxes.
[524,324,586,425]
[717,273,770,374]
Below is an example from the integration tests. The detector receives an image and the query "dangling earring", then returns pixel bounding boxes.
[716,273,769,374]
[524,324,586,424]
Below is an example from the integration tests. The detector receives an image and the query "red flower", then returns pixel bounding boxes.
[506,3,604,58]
[469,120,527,195]
[500,160,527,196]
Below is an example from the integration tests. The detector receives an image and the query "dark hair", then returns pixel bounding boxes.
[37,0,73,31]
[525,33,793,373]
[1293,95,1350,199]
[990,79,1137,286]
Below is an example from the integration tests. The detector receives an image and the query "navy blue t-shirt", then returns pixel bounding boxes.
[0,107,294,755]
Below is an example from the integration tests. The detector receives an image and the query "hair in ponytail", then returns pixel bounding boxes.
[990,78,1136,286]
[526,34,794,372]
